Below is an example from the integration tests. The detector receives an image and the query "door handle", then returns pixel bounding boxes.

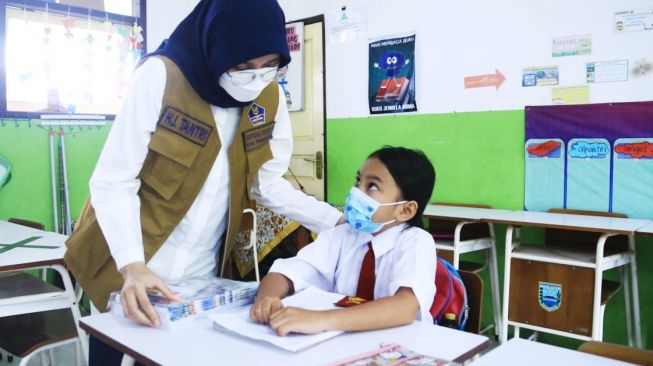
[302,151,323,179]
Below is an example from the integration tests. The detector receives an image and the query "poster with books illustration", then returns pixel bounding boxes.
[369,33,417,114]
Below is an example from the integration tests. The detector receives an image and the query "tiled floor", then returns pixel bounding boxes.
[0,343,78,366]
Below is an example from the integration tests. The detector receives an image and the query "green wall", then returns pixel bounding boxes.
[0,120,111,230]
[326,111,652,349]
[326,110,525,207]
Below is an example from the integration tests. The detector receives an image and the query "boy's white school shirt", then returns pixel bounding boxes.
[89,58,341,282]
[269,223,437,322]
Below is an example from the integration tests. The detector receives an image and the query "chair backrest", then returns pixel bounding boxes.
[428,202,492,241]
[545,209,628,255]
[578,341,653,365]
[459,270,483,334]
[8,218,45,231]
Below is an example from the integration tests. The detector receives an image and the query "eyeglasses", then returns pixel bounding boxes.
[226,67,282,86]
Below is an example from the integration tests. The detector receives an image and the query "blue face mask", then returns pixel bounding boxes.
[344,187,406,233]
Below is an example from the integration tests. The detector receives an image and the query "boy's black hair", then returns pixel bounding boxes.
[368,146,436,228]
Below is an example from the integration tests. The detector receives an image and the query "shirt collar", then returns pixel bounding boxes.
[354,223,408,257]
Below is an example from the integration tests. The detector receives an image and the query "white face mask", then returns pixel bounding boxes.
[218,67,277,102]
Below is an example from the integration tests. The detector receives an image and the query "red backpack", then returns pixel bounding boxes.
[429,257,469,330]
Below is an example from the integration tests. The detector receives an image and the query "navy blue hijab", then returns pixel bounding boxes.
[149,0,291,108]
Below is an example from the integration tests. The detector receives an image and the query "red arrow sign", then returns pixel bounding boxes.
[464,69,506,90]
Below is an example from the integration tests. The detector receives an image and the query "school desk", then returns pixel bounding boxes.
[482,210,649,347]
[423,204,513,222]
[423,204,514,340]
[636,221,653,236]
[468,338,636,366]
[79,313,490,366]
[0,220,88,358]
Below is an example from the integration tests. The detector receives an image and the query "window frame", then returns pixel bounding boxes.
[0,0,147,119]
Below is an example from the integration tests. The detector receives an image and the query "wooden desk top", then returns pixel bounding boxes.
[0,221,67,271]
[469,338,635,365]
[81,313,490,366]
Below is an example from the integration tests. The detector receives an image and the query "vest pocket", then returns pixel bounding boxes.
[140,130,201,200]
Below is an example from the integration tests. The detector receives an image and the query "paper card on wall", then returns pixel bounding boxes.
[631,59,653,78]
[566,139,611,212]
[281,22,304,112]
[587,60,628,83]
[614,8,653,32]
[522,66,559,87]
[524,139,565,212]
[552,34,591,57]
[325,4,367,44]
[552,86,589,105]
[612,138,653,219]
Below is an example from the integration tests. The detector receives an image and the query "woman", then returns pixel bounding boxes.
[64,0,341,363]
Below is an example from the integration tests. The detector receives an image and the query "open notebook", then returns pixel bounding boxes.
[210,286,345,352]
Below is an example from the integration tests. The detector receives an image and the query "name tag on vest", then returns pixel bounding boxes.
[242,122,276,152]
[157,107,213,146]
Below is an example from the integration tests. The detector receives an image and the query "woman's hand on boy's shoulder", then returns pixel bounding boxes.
[250,296,284,324]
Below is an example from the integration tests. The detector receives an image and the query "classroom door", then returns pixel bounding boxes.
[284,22,326,200]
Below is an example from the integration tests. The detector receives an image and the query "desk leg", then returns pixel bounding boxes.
[621,266,634,347]
[488,236,502,338]
[52,264,89,361]
[591,234,609,341]
[628,235,642,348]
[452,222,465,269]
[120,355,136,366]
[500,225,514,344]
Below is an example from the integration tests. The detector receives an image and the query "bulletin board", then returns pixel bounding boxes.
[524,101,653,219]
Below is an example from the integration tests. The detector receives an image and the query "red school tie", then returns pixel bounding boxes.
[355,242,376,301]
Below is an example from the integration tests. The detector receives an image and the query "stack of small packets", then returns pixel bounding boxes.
[109,276,258,329]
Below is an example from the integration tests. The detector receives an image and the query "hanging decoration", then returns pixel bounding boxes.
[5,5,143,115]
[129,20,144,59]
[63,18,75,40]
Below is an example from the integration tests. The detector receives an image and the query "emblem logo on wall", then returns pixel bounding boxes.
[538,281,562,312]
[248,103,266,126]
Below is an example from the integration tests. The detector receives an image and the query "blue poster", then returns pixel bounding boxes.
[525,139,565,211]
[566,138,611,211]
[612,138,653,218]
[368,34,416,115]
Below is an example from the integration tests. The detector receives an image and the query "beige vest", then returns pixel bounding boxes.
[64,57,279,310]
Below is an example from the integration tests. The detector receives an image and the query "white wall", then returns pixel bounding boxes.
[148,0,653,118]
[146,0,198,52]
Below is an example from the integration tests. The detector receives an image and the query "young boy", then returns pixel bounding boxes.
[250,146,436,336]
